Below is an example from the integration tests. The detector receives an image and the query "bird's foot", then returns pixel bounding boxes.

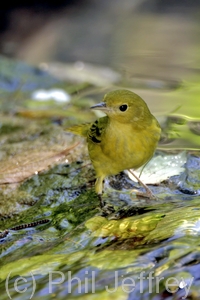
[128,169,157,200]
[97,194,115,215]
[130,188,156,200]
[98,194,106,208]
[101,204,116,216]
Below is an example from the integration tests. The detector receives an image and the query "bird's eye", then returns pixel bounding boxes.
[119,104,128,112]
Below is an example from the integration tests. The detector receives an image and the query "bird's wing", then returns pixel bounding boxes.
[67,123,92,137]
[88,116,108,144]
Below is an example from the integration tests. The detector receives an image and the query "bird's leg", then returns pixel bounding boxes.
[97,193,115,215]
[95,176,103,194]
[95,177,103,204]
[95,176,106,207]
[95,176,115,214]
[98,194,105,208]
[128,169,156,200]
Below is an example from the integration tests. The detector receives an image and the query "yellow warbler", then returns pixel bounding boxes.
[68,89,161,205]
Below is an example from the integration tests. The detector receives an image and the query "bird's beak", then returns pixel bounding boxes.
[90,102,107,111]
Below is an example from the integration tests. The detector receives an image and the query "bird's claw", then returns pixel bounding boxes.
[130,188,157,200]
[98,194,106,208]
[97,194,115,215]
[101,204,115,216]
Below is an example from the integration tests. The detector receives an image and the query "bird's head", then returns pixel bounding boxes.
[90,89,152,125]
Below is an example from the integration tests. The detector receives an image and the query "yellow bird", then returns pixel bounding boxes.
[68,89,161,206]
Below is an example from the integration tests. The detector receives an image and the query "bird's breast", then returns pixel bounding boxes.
[101,120,160,171]
[88,118,160,177]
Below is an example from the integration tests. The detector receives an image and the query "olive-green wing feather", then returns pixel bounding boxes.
[88,116,108,144]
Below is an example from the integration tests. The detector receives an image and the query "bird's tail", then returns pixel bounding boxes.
[66,123,91,137]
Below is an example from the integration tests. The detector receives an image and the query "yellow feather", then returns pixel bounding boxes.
[67,123,92,137]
